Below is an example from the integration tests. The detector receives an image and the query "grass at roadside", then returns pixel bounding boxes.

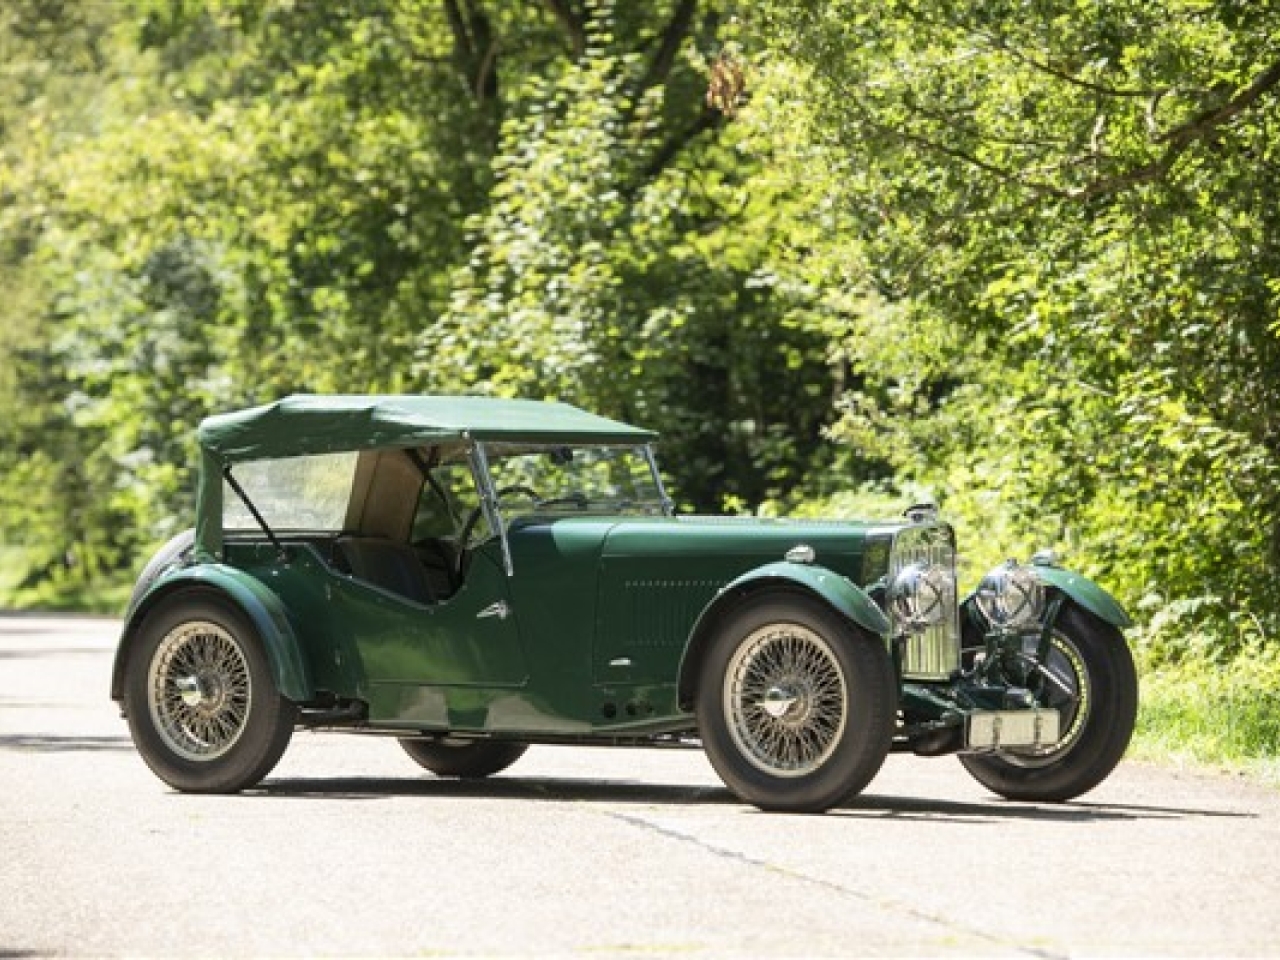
[1131,664,1280,788]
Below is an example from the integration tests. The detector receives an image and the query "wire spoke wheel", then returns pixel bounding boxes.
[124,591,296,793]
[724,624,848,778]
[147,620,252,762]
[696,593,896,813]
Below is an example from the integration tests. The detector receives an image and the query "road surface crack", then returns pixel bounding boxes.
[603,810,1067,960]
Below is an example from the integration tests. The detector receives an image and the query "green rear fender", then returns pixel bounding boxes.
[676,561,890,709]
[1033,565,1133,629]
[111,564,313,704]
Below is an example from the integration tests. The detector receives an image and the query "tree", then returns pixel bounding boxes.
[746,1,1280,650]
[0,0,862,602]
[422,3,847,509]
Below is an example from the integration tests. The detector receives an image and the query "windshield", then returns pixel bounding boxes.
[484,444,668,519]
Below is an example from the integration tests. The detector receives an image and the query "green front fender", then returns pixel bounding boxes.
[111,564,314,704]
[1033,564,1133,629]
[676,560,889,709]
[719,561,891,636]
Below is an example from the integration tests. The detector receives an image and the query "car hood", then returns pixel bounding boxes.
[511,513,909,588]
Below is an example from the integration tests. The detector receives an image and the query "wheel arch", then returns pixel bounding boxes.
[958,595,1138,802]
[111,565,314,705]
[676,561,890,710]
[1033,564,1132,630]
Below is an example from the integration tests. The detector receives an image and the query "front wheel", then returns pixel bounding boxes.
[695,592,896,813]
[123,590,296,793]
[399,737,528,778]
[960,603,1137,802]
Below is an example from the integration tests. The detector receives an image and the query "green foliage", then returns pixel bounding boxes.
[0,0,855,595]
[419,4,849,510]
[745,1,1280,660]
[3,1,501,592]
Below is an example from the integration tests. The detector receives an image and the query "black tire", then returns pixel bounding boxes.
[695,592,897,813]
[125,528,196,616]
[959,603,1138,802]
[123,589,297,793]
[399,737,528,778]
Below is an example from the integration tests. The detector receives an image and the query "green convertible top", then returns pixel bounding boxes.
[198,394,656,463]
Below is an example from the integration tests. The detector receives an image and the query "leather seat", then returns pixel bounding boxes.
[334,537,435,604]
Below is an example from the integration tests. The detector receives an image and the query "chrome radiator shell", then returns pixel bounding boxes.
[889,523,961,680]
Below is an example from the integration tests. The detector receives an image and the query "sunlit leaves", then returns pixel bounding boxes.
[749,1,1280,654]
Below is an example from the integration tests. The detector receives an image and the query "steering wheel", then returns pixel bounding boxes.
[456,505,486,575]
[455,486,544,577]
[497,484,542,503]
[535,491,589,510]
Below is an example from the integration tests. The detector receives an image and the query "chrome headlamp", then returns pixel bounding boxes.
[975,560,1045,631]
[889,561,956,632]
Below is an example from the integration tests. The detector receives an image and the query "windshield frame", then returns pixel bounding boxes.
[473,441,673,577]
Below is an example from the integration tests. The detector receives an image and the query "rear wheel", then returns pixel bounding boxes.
[123,590,296,793]
[960,603,1137,802]
[399,737,528,778]
[695,593,896,813]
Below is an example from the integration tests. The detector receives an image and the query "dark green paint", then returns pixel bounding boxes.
[199,394,655,463]
[123,512,901,737]
[672,558,889,710]
[117,397,1135,752]
[113,563,314,703]
[717,561,890,636]
[194,394,656,559]
[1033,565,1133,628]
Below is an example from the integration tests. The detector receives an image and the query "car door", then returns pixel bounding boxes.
[337,455,529,726]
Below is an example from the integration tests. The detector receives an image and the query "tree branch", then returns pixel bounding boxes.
[443,0,473,62]
[540,0,585,59]
[1154,58,1280,146]
[464,0,498,102]
[637,0,697,94]
[976,27,1167,100]
[1068,58,1280,200]
[641,103,723,181]
[474,33,500,102]
[442,0,498,103]
[833,82,1063,196]
[829,55,1280,205]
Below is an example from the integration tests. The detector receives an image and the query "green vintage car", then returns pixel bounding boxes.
[111,395,1137,813]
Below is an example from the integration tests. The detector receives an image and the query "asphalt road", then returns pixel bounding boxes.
[2,615,1279,959]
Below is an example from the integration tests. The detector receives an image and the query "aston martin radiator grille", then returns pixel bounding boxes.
[889,524,961,680]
